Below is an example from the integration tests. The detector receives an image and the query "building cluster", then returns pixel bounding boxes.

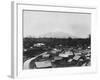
[27,44,91,69]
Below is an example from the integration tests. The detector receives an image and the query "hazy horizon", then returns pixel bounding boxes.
[23,10,91,38]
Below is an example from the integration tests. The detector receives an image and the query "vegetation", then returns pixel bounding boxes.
[23,35,91,63]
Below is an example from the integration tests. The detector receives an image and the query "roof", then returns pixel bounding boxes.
[35,60,52,68]
[73,56,81,60]
[54,56,63,60]
[59,51,73,57]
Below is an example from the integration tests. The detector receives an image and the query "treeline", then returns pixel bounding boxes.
[23,36,91,49]
[23,36,91,61]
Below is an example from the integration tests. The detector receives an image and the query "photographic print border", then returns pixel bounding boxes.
[11,1,97,78]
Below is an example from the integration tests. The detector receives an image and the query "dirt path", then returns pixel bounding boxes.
[23,52,46,69]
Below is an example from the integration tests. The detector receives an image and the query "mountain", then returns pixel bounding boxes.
[39,32,77,38]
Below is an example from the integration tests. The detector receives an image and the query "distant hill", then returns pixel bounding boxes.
[24,32,89,39]
[39,32,77,38]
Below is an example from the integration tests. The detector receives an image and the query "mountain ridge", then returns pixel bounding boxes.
[38,32,77,38]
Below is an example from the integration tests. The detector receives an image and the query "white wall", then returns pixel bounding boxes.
[0,0,100,80]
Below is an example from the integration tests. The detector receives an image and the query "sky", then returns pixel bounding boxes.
[23,10,91,38]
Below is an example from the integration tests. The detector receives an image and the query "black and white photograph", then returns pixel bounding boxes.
[23,10,91,69]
